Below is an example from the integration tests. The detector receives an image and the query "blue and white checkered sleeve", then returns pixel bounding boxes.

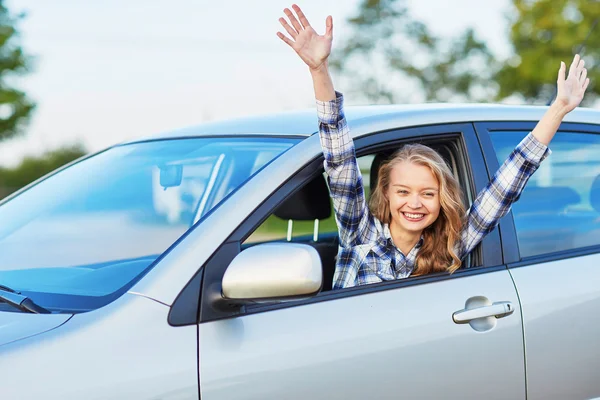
[459,132,551,257]
[316,91,376,247]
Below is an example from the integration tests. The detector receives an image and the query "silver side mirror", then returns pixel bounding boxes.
[222,243,322,301]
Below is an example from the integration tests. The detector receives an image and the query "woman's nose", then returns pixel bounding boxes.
[407,194,422,208]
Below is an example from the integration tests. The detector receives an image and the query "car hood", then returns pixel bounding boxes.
[0,311,72,347]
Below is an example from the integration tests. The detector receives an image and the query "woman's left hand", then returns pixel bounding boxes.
[555,54,590,113]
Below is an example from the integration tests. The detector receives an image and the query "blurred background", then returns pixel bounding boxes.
[0,0,598,199]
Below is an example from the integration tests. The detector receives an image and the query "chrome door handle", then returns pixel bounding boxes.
[452,301,514,324]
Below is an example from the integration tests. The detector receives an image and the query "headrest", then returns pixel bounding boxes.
[590,176,600,212]
[516,186,580,212]
[274,175,331,221]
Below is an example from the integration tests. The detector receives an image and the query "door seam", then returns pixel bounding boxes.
[508,268,528,400]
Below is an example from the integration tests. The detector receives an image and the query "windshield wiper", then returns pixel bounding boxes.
[0,285,50,314]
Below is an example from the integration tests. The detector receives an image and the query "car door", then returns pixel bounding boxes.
[482,121,600,400]
[197,124,527,400]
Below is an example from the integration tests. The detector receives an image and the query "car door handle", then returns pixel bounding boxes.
[452,301,515,324]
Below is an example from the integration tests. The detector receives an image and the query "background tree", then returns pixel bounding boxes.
[331,0,599,105]
[496,0,600,105]
[0,1,86,199]
[330,0,498,103]
[0,0,35,141]
[0,144,86,199]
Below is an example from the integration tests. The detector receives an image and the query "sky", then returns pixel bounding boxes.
[0,0,511,167]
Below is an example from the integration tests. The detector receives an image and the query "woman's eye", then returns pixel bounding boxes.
[397,190,409,195]
[423,192,435,197]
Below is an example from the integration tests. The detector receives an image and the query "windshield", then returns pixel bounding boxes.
[0,136,298,312]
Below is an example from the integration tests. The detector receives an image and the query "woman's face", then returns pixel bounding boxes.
[385,161,441,236]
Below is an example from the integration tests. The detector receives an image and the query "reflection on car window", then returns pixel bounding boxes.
[490,131,600,258]
[0,137,298,305]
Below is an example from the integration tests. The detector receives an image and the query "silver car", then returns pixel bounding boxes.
[1,103,600,400]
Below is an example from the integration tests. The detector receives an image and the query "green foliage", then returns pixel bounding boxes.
[330,0,498,103]
[332,0,600,105]
[496,0,600,104]
[0,0,35,140]
[0,144,86,198]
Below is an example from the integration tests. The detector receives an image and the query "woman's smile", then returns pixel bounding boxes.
[401,211,427,222]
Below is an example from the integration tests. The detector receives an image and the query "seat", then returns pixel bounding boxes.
[274,174,339,291]
[512,186,581,256]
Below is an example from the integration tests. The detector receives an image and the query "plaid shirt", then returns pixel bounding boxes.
[316,92,550,289]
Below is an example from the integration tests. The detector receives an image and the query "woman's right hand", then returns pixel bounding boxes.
[277,4,333,72]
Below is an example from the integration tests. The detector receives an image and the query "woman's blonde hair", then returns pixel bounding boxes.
[369,144,465,275]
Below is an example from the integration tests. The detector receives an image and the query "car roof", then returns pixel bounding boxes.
[129,103,600,143]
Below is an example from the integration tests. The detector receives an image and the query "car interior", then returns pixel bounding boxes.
[513,175,600,257]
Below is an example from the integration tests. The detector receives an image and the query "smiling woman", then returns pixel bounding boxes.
[276,3,591,289]
[0,136,297,312]
[369,143,462,276]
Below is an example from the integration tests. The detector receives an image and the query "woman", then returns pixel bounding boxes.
[277,4,590,289]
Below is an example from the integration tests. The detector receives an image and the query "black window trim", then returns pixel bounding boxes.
[178,122,507,325]
[474,120,600,268]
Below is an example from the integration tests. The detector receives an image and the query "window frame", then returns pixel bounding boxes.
[175,123,507,325]
[475,120,600,268]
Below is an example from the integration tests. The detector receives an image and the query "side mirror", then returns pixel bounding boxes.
[222,243,322,302]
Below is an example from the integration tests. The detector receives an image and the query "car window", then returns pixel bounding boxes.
[0,136,298,311]
[244,173,338,245]
[490,131,600,258]
[244,156,374,245]
[241,157,376,293]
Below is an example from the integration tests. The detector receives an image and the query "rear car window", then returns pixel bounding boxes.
[490,130,600,258]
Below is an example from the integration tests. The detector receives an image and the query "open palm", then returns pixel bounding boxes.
[556,54,590,112]
[277,5,333,71]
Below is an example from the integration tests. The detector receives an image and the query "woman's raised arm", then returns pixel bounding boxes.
[531,54,589,145]
[460,54,590,257]
[277,4,335,101]
[277,5,378,247]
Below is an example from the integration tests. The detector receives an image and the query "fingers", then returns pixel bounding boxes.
[577,58,585,80]
[580,67,588,85]
[277,31,294,48]
[279,17,298,39]
[325,15,333,39]
[569,54,589,89]
[284,7,303,33]
[569,54,581,76]
[583,78,590,92]
[558,61,566,82]
[292,4,311,29]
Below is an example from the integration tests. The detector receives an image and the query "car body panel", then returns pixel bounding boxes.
[0,311,72,346]
[509,253,600,400]
[199,270,526,400]
[0,293,198,400]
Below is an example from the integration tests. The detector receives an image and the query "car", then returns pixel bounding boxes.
[1,102,600,400]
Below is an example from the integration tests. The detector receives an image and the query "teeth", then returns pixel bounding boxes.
[404,212,424,219]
